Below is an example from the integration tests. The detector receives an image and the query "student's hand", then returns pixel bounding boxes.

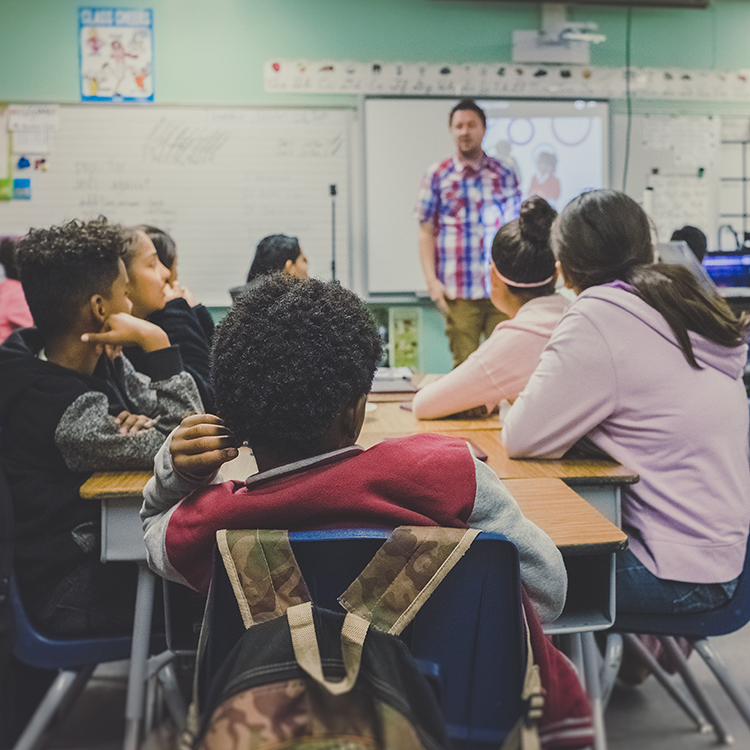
[164,281,196,307]
[81,313,170,353]
[114,411,158,435]
[448,405,489,420]
[170,414,240,479]
[428,278,451,315]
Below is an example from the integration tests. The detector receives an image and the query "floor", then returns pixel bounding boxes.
[36,622,750,749]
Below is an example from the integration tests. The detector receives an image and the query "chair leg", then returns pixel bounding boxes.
[581,632,608,750]
[660,636,734,745]
[622,634,710,733]
[157,663,187,730]
[694,638,750,729]
[600,633,622,711]
[12,666,94,750]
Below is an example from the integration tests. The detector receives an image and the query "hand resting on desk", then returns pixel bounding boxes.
[170,414,240,479]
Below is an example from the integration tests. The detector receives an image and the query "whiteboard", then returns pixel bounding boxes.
[365,98,609,295]
[0,105,352,306]
[612,114,720,250]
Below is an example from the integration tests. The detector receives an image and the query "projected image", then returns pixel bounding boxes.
[482,105,604,210]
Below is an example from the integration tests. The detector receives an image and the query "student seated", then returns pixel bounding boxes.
[0,218,202,635]
[142,274,566,624]
[671,225,707,263]
[229,234,308,302]
[0,237,33,344]
[122,227,215,411]
[139,224,215,342]
[504,190,750,617]
[413,197,568,419]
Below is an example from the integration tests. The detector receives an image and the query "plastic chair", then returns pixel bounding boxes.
[613,535,750,746]
[199,528,525,749]
[9,573,134,750]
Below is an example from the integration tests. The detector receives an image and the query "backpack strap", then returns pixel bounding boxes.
[286,601,371,696]
[339,526,480,636]
[500,607,544,750]
[216,529,311,628]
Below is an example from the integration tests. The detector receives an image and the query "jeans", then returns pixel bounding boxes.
[616,549,739,616]
[34,558,139,636]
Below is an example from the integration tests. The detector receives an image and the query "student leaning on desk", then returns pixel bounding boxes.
[0,219,202,636]
[504,189,750,619]
[140,273,566,625]
[413,196,568,420]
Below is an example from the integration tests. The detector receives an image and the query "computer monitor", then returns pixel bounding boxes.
[655,241,716,295]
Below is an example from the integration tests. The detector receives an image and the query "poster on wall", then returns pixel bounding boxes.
[79,7,154,102]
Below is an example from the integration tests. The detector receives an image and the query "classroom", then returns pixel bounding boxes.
[2,1,750,749]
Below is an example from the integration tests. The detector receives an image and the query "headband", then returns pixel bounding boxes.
[492,264,555,289]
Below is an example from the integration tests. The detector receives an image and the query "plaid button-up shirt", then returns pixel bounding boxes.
[415,153,521,299]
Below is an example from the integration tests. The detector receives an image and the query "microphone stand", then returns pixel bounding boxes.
[330,184,337,281]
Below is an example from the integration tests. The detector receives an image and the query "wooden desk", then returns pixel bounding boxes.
[503,478,626,555]
[363,400,502,433]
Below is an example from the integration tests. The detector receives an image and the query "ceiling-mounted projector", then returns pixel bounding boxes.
[513,4,607,64]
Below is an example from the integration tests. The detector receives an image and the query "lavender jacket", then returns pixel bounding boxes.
[504,284,750,584]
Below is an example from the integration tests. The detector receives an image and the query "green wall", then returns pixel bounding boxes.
[1,0,750,107]
[3,0,750,373]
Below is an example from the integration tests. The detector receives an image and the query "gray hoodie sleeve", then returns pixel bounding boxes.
[468,452,567,623]
[141,432,222,583]
[55,360,203,473]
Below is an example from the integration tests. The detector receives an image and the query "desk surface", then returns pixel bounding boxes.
[503,478,627,554]
[363,400,502,432]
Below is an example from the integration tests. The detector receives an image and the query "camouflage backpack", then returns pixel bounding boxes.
[189,527,544,750]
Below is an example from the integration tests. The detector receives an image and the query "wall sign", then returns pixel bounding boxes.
[79,7,154,102]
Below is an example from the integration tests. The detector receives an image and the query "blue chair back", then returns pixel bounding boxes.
[10,574,133,670]
[201,529,525,749]
[615,533,750,638]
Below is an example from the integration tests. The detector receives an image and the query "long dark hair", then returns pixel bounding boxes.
[554,189,748,368]
[492,196,557,301]
[247,234,301,283]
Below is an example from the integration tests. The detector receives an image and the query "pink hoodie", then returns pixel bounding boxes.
[413,294,569,419]
[504,285,750,584]
[0,278,33,344]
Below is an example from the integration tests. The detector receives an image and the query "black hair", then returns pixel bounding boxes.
[671,225,708,263]
[16,218,126,338]
[138,224,177,270]
[212,274,382,453]
[491,196,557,300]
[554,189,748,368]
[449,98,486,128]
[247,234,301,283]
[0,237,20,281]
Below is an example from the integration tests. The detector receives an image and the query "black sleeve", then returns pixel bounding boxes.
[191,304,216,343]
[148,298,215,412]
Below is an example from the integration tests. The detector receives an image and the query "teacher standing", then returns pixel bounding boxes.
[415,99,521,367]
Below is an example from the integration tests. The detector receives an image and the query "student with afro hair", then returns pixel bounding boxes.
[141,274,566,624]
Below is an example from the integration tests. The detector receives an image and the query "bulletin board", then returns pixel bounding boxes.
[0,105,352,306]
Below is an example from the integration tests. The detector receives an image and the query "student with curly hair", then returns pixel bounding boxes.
[0,218,202,635]
[141,274,566,624]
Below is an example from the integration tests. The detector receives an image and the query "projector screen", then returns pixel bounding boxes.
[365,98,609,295]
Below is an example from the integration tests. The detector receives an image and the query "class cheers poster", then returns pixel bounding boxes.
[79,7,154,103]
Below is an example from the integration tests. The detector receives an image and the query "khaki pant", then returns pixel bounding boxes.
[444,297,507,368]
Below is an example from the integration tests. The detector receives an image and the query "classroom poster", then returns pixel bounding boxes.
[79,8,154,102]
